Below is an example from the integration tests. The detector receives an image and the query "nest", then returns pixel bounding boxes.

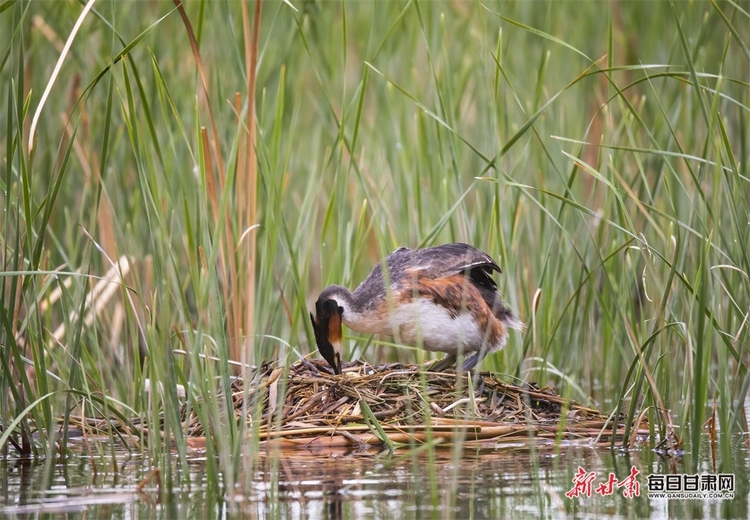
[183,359,646,451]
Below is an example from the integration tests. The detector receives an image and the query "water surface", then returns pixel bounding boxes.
[2,434,747,519]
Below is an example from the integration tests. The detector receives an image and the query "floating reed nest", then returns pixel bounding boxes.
[184,359,647,451]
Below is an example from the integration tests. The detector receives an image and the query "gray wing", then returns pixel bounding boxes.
[419,244,516,323]
[414,243,501,290]
[351,246,413,309]
[351,244,504,311]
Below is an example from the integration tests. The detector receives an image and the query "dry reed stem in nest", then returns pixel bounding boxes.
[181,359,647,450]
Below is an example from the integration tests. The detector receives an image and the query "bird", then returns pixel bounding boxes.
[310,243,522,374]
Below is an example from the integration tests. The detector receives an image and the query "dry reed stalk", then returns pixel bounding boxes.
[238,0,262,368]
[173,1,248,366]
[175,360,648,451]
[50,255,132,345]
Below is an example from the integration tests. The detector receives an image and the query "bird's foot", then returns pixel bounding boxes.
[427,354,457,372]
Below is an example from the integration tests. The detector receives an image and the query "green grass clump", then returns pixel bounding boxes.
[1,0,748,482]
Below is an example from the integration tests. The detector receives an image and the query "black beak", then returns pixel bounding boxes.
[310,299,343,374]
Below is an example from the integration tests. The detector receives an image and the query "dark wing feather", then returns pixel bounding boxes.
[467,265,499,292]
[416,243,501,279]
[415,244,513,321]
[352,244,506,315]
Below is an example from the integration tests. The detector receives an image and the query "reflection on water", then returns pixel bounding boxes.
[1,438,747,518]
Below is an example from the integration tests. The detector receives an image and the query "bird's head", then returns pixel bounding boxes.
[310,296,344,375]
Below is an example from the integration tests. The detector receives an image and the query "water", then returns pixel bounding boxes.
[2,435,748,519]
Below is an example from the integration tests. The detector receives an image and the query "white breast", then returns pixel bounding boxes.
[340,298,503,355]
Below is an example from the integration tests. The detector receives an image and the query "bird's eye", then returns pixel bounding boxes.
[338,305,344,314]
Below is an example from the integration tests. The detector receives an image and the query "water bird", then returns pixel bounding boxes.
[310,243,522,374]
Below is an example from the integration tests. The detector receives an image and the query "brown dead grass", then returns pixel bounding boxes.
[182,359,646,451]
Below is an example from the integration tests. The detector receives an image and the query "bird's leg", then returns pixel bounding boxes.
[460,351,483,372]
[428,353,457,372]
[474,373,486,395]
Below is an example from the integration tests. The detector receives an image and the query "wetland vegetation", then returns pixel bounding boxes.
[1,0,749,517]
